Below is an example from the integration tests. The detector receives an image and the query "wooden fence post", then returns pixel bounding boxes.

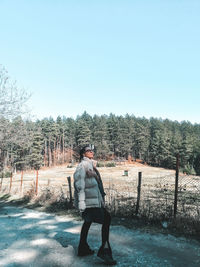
[0,175,3,192]
[0,176,3,191]
[136,172,142,215]
[174,154,179,218]
[67,176,73,205]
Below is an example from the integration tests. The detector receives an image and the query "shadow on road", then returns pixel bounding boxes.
[0,197,200,267]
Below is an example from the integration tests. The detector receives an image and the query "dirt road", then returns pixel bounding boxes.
[0,202,199,267]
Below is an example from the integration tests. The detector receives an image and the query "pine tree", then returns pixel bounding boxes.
[149,118,166,165]
[92,115,110,159]
[194,153,200,175]
[39,117,56,167]
[76,119,91,147]
[11,117,32,171]
[179,121,194,168]
[117,116,132,158]
[29,131,43,170]
[63,117,76,162]
[134,117,150,161]
[106,113,120,157]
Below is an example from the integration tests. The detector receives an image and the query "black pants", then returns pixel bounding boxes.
[79,208,111,248]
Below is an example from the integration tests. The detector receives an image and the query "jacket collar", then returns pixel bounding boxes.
[83,156,92,162]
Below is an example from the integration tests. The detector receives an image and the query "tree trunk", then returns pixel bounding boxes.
[62,129,65,164]
[44,139,47,167]
[58,136,61,163]
[48,138,52,167]
[70,142,73,163]
[53,140,56,166]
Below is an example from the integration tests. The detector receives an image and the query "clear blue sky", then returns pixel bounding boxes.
[0,0,200,123]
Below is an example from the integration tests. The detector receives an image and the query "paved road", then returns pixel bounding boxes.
[0,202,200,267]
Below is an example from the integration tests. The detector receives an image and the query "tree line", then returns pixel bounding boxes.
[0,112,200,175]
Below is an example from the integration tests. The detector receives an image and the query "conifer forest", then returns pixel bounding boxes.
[0,113,200,176]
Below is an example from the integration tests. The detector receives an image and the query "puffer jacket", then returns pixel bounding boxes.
[73,157,104,211]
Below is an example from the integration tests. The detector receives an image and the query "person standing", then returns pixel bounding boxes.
[73,145,117,265]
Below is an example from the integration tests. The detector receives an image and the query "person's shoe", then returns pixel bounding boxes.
[97,247,117,265]
[78,243,95,257]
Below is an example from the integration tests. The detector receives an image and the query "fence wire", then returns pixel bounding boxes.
[104,173,200,220]
[1,170,200,222]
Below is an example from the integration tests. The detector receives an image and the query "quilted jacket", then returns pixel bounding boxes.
[73,157,104,211]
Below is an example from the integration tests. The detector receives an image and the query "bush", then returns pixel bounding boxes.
[67,165,73,168]
[96,162,105,167]
[0,171,12,178]
[181,163,196,175]
[194,153,200,175]
[105,162,116,167]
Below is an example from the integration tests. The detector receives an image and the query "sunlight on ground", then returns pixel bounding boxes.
[48,231,57,238]
[37,219,56,225]
[21,223,38,230]
[45,225,57,230]
[1,249,38,265]
[21,211,48,219]
[30,238,50,246]
[10,213,24,217]
[55,216,73,223]
[64,225,81,234]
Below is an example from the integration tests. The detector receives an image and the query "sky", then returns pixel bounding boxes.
[0,0,200,123]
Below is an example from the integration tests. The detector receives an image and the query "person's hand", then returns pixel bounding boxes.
[78,200,86,212]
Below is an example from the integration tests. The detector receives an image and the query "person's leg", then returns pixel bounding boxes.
[79,221,92,245]
[78,221,94,256]
[97,209,117,265]
[101,209,111,249]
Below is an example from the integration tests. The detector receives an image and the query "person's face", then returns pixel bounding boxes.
[83,149,94,159]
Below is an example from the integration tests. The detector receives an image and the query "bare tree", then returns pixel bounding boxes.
[0,65,31,172]
[0,65,30,119]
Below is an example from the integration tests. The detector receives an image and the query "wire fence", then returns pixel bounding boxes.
[1,167,200,225]
[104,172,200,222]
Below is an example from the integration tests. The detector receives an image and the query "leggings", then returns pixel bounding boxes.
[79,209,111,248]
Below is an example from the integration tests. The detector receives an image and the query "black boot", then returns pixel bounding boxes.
[78,243,95,257]
[97,247,117,265]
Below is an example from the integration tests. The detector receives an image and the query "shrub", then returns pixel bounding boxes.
[67,165,73,168]
[105,162,116,167]
[0,171,12,178]
[96,162,105,167]
[194,153,200,175]
[5,171,12,178]
[181,163,196,175]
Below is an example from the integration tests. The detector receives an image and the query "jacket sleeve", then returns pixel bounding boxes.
[73,164,86,210]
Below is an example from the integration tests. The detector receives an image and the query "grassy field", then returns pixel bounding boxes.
[0,162,176,198]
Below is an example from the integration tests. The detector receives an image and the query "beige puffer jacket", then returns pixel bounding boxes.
[73,157,104,211]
